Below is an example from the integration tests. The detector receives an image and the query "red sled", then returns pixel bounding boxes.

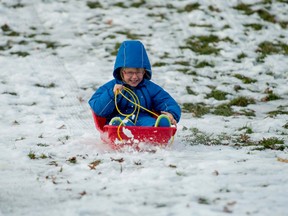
[92,111,177,150]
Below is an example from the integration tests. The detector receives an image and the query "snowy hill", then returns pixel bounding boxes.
[0,0,288,215]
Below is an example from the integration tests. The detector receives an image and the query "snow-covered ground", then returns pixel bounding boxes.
[0,0,288,215]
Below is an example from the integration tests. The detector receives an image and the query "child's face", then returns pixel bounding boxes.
[121,68,145,87]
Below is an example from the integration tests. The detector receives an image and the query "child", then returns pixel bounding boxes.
[89,40,181,127]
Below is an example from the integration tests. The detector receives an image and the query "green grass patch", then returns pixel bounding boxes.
[233,3,254,15]
[244,23,263,31]
[10,51,30,57]
[186,86,197,95]
[195,61,214,68]
[189,23,213,28]
[115,31,141,40]
[267,110,288,117]
[206,89,228,100]
[238,126,253,134]
[0,42,12,51]
[147,13,167,20]
[256,9,276,23]
[230,96,255,107]
[261,92,282,102]
[182,127,287,150]
[208,5,221,12]
[257,41,288,61]
[174,61,190,66]
[34,83,56,88]
[87,1,102,9]
[181,35,221,55]
[28,151,37,159]
[152,62,167,67]
[213,103,234,116]
[237,109,256,117]
[234,53,248,63]
[131,0,146,8]
[182,103,210,117]
[234,74,257,84]
[3,91,18,96]
[1,24,20,36]
[178,3,200,13]
[177,68,197,75]
[113,2,128,8]
[37,143,49,147]
[237,52,247,59]
[111,42,121,56]
[183,128,232,146]
[35,40,60,49]
[254,137,285,151]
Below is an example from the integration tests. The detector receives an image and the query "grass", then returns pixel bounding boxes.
[229,96,255,107]
[28,151,37,159]
[3,91,17,96]
[206,89,228,100]
[195,61,214,68]
[254,137,285,151]
[35,40,60,49]
[178,3,200,13]
[87,1,102,9]
[234,53,247,63]
[267,110,288,117]
[177,68,197,75]
[10,51,30,57]
[233,3,254,15]
[186,86,197,95]
[184,127,287,151]
[256,9,276,23]
[131,0,146,8]
[34,83,56,88]
[174,61,190,66]
[244,23,263,31]
[238,126,253,134]
[1,24,20,36]
[152,62,167,67]
[213,103,234,116]
[115,31,142,40]
[182,103,210,117]
[257,41,288,61]
[181,35,221,55]
[111,42,121,56]
[234,74,257,84]
[261,92,282,102]
[237,109,256,117]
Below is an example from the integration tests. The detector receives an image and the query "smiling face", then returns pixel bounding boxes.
[121,68,145,87]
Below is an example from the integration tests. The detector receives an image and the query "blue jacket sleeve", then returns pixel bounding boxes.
[148,82,181,122]
[88,80,116,117]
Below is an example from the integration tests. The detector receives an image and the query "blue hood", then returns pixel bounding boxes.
[113,40,152,81]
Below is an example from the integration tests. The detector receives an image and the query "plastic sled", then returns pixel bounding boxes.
[92,111,177,150]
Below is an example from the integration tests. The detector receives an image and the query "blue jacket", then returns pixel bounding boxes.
[89,40,181,124]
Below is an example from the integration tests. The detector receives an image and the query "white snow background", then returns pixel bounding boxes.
[1,0,288,215]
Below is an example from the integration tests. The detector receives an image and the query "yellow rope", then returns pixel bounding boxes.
[114,86,174,146]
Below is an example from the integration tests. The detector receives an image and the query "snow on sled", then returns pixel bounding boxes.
[92,112,177,150]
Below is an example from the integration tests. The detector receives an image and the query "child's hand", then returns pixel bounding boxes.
[113,84,124,94]
[161,111,177,125]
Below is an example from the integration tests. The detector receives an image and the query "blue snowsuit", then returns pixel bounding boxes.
[89,40,181,126]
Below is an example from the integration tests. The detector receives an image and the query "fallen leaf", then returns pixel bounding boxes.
[277,157,288,163]
[89,160,101,170]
